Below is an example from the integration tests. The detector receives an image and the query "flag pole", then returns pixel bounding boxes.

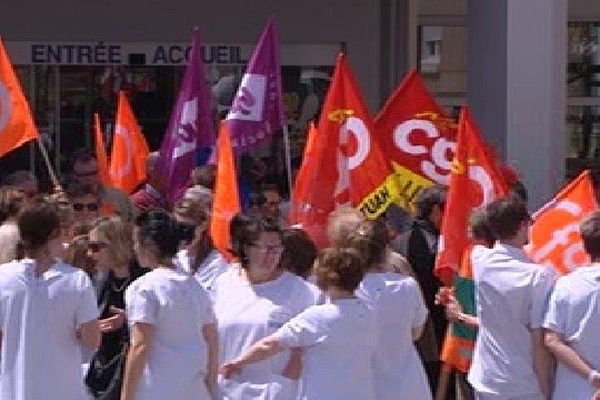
[283,123,294,200]
[35,137,61,189]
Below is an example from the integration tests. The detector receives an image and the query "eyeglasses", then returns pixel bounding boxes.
[88,241,110,253]
[250,244,284,254]
[73,202,99,212]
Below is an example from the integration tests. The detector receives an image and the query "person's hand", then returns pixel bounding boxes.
[98,306,126,333]
[591,371,600,390]
[220,362,243,379]
[282,348,303,380]
[445,296,464,323]
[435,286,453,306]
[592,389,600,400]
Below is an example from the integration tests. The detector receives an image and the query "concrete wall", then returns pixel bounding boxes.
[0,0,382,110]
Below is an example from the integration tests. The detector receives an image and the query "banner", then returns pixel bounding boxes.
[526,169,598,274]
[375,69,457,211]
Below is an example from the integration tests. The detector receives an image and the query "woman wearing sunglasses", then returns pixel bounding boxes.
[84,216,147,399]
[213,212,321,400]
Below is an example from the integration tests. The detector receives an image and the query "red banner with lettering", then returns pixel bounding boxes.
[526,170,598,274]
[375,69,457,211]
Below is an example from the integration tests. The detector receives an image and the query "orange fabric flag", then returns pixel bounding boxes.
[109,91,149,194]
[434,106,509,286]
[93,113,111,187]
[210,121,241,260]
[0,38,39,158]
[526,170,598,274]
[374,69,457,211]
[292,53,397,247]
[288,121,318,225]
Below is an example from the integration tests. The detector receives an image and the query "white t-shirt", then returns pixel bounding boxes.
[213,268,320,400]
[468,243,556,397]
[125,266,216,400]
[0,259,99,400]
[356,272,432,400]
[543,265,600,400]
[176,248,229,292]
[274,299,377,400]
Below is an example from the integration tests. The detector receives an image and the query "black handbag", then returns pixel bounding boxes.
[85,337,129,400]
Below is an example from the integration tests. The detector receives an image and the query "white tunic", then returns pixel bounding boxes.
[356,272,432,400]
[125,266,216,400]
[213,268,320,400]
[468,243,556,398]
[543,265,600,400]
[0,259,99,400]
[274,299,377,400]
[176,248,229,292]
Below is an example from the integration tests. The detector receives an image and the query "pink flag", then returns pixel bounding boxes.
[226,18,284,153]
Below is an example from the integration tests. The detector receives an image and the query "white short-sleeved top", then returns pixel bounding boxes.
[543,265,600,400]
[356,272,432,400]
[274,299,377,400]
[0,258,99,400]
[125,266,216,400]
[468,243,556,397]
[176,248,229,292]
[213,268,320,400]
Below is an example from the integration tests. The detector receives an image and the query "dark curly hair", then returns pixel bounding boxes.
[229,212,281,269]
[315,247,366,292]
[280,228,317,279]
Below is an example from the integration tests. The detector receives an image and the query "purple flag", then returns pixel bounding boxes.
[158,28,216,205]
[226,18,284,154]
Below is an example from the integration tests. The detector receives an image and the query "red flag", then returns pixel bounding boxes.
[526,170,598,274]
[375,69,457,210]
[434,106,509,285]
[0,38,39,158]
[109,91,150,194]
[210,122,241,259]
[93,113,111,187]
[292,54,397,247]
[289,121,318,225]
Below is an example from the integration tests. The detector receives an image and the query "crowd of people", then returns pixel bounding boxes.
[0,148,598,400]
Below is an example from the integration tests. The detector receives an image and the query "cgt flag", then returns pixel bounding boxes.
[0,37,39,158]
[110,91,150,194]
[226,17,284,154]
[375,69,457,211]
[158,28,216,205]
[292,53,397,247]
[526,169,598,274]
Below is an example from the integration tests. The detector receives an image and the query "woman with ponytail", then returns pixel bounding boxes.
[120,210,218,400]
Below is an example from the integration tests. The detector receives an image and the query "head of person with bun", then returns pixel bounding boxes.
[133,210,181,270]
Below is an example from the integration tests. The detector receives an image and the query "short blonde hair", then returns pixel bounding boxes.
[326,208,365,246]
[90,216,133,266]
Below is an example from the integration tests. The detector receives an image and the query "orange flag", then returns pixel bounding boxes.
[288,121,318,225]
[0,38,39,158]
[374,69,457,210]
[434,106,509,285]
[93,113,111,187]
[292,53,397,247]
[109,91,149,194]
[210,121,241,260]
[526,170,598,274]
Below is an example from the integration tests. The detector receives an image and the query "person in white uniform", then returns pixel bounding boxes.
[0,202,101,400]
[221,247,377,400]
[173,197,228,292]
[213,213,320,400]
[544,211,600,400]
[121,210,218,400]
[348,220,432,400]
[468,197,556,400]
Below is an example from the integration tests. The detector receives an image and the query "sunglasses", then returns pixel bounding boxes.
[88,241,110,253]
[73,202,99,212]
[75,170,99,177]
